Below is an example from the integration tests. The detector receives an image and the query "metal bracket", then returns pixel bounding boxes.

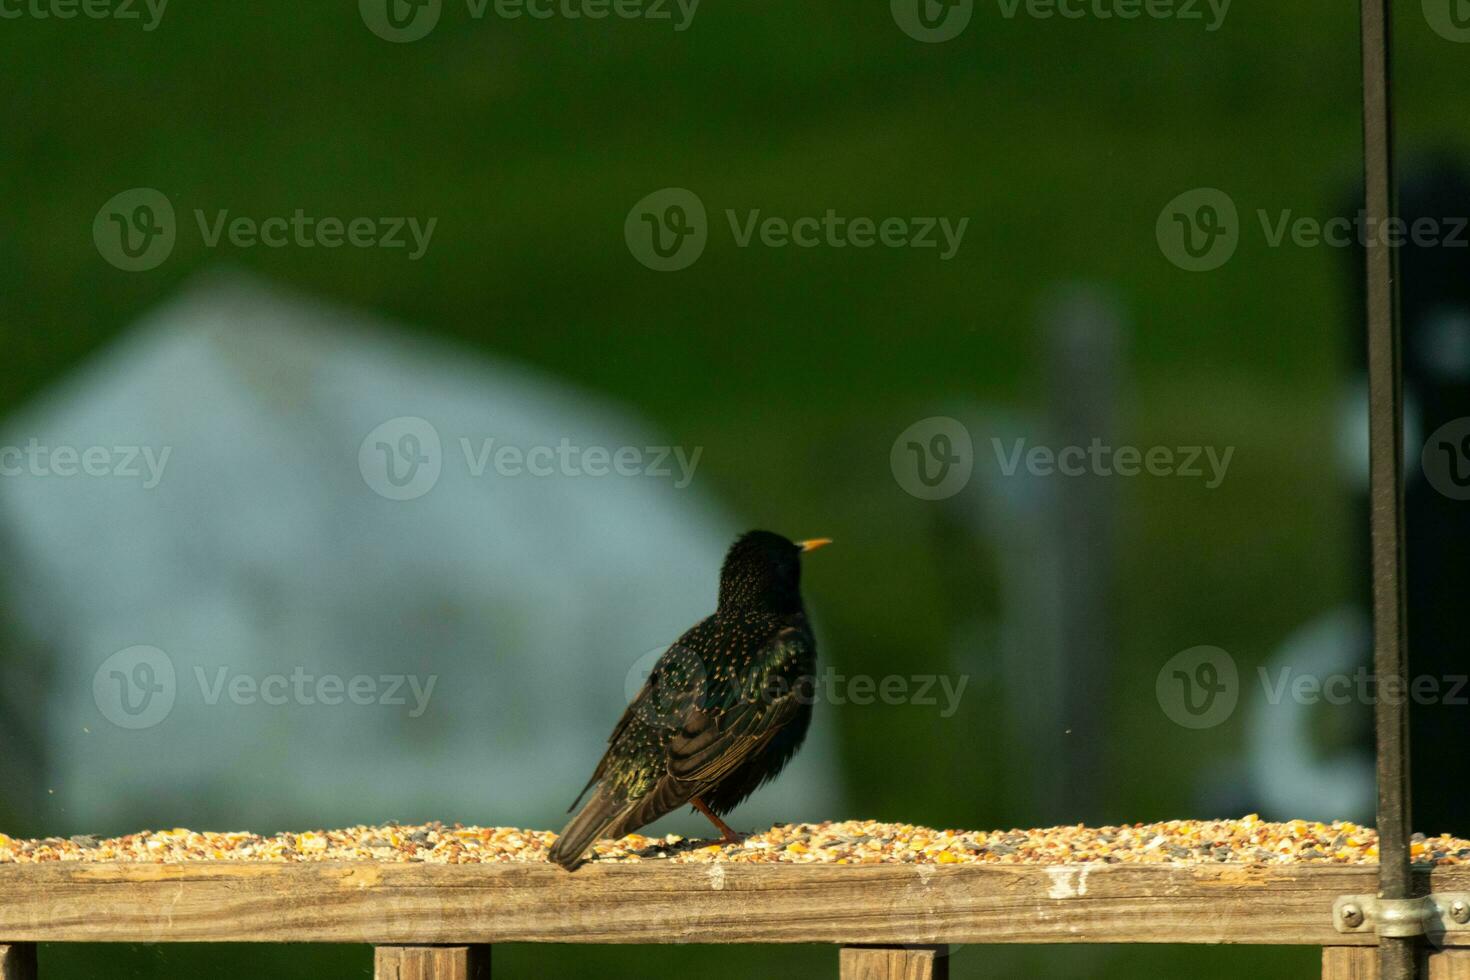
[1334,894,1470,938]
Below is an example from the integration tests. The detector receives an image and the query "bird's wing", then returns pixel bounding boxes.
[600,627,812,838]
[667,626,811,785]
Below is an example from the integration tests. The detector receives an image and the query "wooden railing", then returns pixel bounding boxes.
[3,860,1469,978]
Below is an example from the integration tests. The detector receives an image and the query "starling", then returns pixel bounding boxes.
[548,530,830,870]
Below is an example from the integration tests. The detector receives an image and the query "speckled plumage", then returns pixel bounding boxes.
[548,530,822,870]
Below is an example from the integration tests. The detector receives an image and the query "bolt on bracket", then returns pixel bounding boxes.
[1334,894,1470,938]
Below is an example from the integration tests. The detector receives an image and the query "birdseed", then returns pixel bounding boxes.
[2,816,1466,866]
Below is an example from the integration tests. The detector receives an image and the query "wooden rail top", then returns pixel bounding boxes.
[4,861,1469,946]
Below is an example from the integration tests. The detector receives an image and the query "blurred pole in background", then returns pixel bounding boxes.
[981,284,1124,828]
[1041,285,1123,826]
[0,524,48,838]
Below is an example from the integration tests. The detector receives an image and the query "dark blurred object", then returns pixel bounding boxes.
[0,524,49,838]
[1345,152,1470,837]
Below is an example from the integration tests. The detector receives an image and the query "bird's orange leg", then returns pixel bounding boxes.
[691,796,741,845]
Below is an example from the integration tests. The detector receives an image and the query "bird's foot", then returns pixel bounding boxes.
[691,796,743,846]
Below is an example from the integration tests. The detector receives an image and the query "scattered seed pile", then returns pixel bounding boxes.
[3,817,1468,866]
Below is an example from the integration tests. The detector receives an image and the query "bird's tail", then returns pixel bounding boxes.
[548,784,629,871]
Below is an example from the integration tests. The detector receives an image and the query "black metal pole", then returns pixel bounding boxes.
[1359,1,1415,977]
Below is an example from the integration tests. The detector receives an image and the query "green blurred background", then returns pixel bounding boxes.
[3,0,1467,976]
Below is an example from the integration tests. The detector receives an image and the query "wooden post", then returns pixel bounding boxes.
[1326,949,1470,980]
[374,945,490,980]
[840,945,948,980]
[0,945,37,980]
[1326,947,1380,979]
[1427,950,1470,980]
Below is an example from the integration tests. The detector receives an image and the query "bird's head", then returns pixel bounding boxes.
[717,530,831,614]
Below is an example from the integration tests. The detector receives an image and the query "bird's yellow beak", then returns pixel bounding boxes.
[798,538,833,553]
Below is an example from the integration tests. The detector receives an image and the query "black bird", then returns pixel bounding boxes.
[548,530,830,870]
